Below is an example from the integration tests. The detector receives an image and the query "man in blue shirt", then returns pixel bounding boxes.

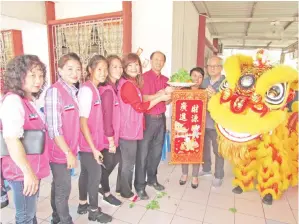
[200,56,225,187]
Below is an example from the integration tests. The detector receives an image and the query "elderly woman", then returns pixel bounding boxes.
[0,55,50,223]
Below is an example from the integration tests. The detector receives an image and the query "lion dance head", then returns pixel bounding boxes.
[208,50,298,164]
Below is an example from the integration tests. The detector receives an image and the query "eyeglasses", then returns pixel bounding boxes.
[206,65,222,69]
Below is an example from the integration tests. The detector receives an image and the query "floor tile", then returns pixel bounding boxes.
[171,215,202,224]
[181,187,210,205]
[235,213,266,224]
[266,220,289,224]
[163,184,187,199]
[113,201,147,224]
[204,206,234,224]
[208,193,234,210]
[139,210,173,224]
[209,178,236,197]
[36,198,52,220]
[287,195,298,210]
[0,207,15,223]
[175,200,206,221]
[263,199,297,224]
[235,197,264,218]
[39,182,52,198]
[292,209,298,222]
[235,190,262,201]
[157,196,180,214]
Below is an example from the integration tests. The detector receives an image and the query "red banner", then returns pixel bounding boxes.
[170,90,207,164]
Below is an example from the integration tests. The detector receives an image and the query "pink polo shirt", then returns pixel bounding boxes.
[142,69,169,115]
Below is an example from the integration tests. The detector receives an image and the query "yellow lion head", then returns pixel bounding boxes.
[208,51,298,146]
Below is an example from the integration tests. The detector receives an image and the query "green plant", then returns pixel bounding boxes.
[229,207,237,213]
[146,200,160,210]
[170,68,192,82]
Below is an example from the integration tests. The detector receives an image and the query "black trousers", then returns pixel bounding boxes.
[101,148,122,194]
[78,152,102,210]
[135,114,166,191]
[50,163,72,224]
[119,139,138,198]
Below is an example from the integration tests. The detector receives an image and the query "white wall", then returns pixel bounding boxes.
[55,2,122,20]
[1,1,46,24]
[0,15,50,107]
[171,2,199,74]
[132,1,173,78]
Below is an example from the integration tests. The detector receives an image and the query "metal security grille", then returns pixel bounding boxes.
[0,31,14,94]
[52,17,123,81]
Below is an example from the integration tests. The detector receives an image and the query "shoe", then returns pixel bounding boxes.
[198,170,212,177]
[147,182,165,191]
[88,209,112,223]
[77,203,90,214]
[262,194,273,205]
[212,178,223,187]
[50,218,60,224]
[179,175,187,185]
[98,187,105,195]
[191,177,198,189]
[232,186,243,194]
[136,190,149,200]
[104,194,122,206]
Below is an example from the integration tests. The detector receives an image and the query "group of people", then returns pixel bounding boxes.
[0,50,225,224]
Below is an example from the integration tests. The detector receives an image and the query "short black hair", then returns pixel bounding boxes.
[150,51,166,62]
[190,67,204,77]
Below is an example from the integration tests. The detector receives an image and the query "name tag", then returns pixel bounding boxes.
[94,100,101,106]
[64,104,75,111]
[29,113,38,120]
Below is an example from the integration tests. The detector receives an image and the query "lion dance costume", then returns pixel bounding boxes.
[208,50,298,205]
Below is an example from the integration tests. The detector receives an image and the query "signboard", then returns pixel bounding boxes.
[170,90,207,164]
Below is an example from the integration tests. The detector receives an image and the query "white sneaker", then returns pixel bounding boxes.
[212,178,223,187]
[198,171,212,177]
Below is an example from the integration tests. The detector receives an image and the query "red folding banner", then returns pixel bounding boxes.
[170,90,207,164]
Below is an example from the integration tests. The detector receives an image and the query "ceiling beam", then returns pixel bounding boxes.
[207,17,298,23]
[199,1,218,35]
[282,41,298,53]
[212,35,298,41]
[224,45,284,50]
[243,1,257,47]
[266,13,298,48]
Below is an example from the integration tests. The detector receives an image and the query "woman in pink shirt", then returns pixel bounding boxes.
[118,53,170,201]
[1,55,50,224]
[77,55,112,223]
[98,55,123,206]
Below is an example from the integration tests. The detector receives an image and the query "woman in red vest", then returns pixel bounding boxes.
[98,55,123,206]
[1,55,50,223]
[77,55,112,222]
[118,53,170,201]
[45,53,82,224]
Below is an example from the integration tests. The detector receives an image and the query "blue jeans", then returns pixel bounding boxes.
[8,180,40,224]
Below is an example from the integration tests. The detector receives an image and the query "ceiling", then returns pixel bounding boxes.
[193,1,298,51]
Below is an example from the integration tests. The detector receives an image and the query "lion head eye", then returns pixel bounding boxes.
[220,79,229,91]
[265,83,287,105]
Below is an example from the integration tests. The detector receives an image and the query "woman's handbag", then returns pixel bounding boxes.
[0,130,45,157]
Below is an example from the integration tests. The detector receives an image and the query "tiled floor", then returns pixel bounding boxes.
[1,154,298,224]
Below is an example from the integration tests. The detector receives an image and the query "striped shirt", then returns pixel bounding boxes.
[44,79,78,139]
